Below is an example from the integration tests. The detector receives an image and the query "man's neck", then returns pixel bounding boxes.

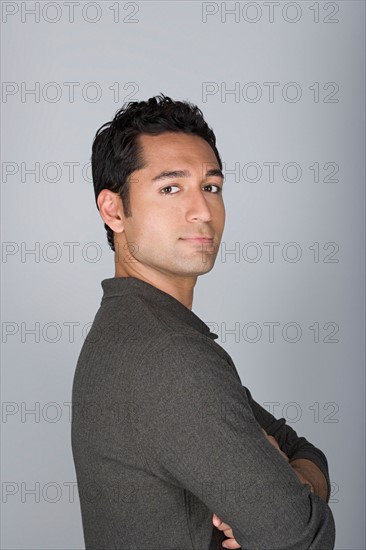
[114,264,196,310]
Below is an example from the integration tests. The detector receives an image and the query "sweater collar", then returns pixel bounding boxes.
[101,276,218,341]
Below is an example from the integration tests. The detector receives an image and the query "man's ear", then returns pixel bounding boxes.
[97,190,125,234]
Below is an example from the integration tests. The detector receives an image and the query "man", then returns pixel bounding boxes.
[71,94,335,549]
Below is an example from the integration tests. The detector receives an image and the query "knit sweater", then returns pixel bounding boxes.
[71,276,335,549]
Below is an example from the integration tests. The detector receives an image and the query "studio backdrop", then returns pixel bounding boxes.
[1,1,365,548]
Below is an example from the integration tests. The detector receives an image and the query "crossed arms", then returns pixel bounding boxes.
[134,332,335,549]
[213,425,330,548]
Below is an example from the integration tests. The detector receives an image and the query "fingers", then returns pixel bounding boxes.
[222,538,241,549]
[212,514,241,549]
[213,514,232,533]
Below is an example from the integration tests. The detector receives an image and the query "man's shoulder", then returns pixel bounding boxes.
[135,330,240,394]
[80,290,239,383]
[90,292,209,350]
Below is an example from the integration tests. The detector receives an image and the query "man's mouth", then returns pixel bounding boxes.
[180,235,214,243]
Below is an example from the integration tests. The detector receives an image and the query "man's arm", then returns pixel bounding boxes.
[133,333,336,549]
[212,432,329,548]
[260,428,329,501]
[289,458,328,501]
[243,386,332,502]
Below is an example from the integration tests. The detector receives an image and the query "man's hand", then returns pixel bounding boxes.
[212,513,241,549]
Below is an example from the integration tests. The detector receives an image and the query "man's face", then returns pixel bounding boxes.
[116,132,225,280]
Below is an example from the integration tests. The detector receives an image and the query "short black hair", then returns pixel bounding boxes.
[91,93,222,251]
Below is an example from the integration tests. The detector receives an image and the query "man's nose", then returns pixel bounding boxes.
[185,188,212,223]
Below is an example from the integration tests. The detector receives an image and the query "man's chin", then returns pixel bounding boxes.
[178,260,216,277]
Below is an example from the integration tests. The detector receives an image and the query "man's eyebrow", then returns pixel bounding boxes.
[151,168,224,182]
[205,168,224,180]
[152,170,190,182]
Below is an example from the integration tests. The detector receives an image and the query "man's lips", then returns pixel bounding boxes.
[180,235,214,243]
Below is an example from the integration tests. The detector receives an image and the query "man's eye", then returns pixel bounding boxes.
[160,185,179,195]
[203,184,222,193]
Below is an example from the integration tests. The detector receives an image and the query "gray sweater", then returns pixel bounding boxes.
[71,276,335,549]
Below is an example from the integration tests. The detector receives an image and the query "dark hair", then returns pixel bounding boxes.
[91,94,222,251]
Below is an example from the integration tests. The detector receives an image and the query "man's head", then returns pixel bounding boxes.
[93,94,225,284]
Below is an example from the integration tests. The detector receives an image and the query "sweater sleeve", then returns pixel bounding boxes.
[243,386,332,502]
[133,332,335,550]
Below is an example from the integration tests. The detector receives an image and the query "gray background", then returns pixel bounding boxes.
[1,1,365,548]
